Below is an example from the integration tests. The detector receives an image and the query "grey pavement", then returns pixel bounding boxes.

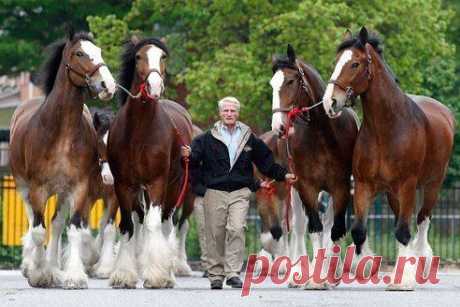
[1,270,460,307]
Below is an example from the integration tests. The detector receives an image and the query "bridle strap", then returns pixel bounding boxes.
[65,62,107,88]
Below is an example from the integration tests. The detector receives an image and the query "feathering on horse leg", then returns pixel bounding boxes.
[109,184,138,289]
[47,194,70,272]
[175,219,192,276]
[288,188,307,288]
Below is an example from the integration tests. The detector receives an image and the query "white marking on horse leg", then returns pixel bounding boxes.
[387,242,416,291]
[288,188,308,288]
[413,218,433,276]
[174,220,192,276]
[109,233,138,288]
[19,189,34,278]
[80,226,99,271]
[260,231,275,254]
[47,197,70,270]
[323,50,353,115]
[92,223,117,279]
[141,206,177,288]
[270,70,286,132]
[62,225,88,289]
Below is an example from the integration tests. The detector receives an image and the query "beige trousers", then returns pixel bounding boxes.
[193,196,209,269]
[203,187,251,282]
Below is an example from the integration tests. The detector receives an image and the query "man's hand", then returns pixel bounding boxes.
[181,145,191,158]
[260,179,275,189]
[285,173,297,184]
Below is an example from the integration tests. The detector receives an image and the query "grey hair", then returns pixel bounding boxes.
[218,96,240,111]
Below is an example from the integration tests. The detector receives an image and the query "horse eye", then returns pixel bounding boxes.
[351,62,359,68]
[135,54,141,60]
[286,79,294,85]
[76,51,84,57]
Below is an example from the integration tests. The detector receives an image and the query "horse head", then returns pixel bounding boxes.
[62,29,116,100]
[323,27,393,118]
[119,36,169,104]
[270,44,322,135]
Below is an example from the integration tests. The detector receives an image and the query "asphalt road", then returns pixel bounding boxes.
[1,270,460,307]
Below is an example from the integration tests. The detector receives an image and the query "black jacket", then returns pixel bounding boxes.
[190,122,287,193]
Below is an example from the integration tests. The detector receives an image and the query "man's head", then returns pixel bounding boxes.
[218,96,240,127]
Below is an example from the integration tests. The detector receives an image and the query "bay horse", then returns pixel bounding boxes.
[88,111,120,279]
[270,44,358,289]
[9,30,116,289]
[323,27,455,290]
[108,37,193,289]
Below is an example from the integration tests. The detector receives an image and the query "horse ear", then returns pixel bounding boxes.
[272,54,278,66]
[88,32,95,40]
[93,112,101,130]
[359,26,369,44]
[287,44,296,63]
[130,35,140,45]
[160,37,167,44]
[66,24,75,41]
[343,28,353,41]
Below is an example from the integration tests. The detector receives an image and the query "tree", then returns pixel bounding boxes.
[0,0,130,75]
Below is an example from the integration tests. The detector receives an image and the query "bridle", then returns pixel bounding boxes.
[327,48,373,107]
[271,60,324,138]
[116,68,165,103]
[65,62,106,90]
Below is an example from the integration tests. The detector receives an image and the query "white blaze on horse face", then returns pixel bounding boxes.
[146,45,165,98]
[323,50,353,118]
[270,70,286,132]
[102,131,109,146]
[80,40,116,99]
[100,131,114,185]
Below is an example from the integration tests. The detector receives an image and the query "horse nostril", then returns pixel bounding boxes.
[331,98,337,110]
[101,81,107,89]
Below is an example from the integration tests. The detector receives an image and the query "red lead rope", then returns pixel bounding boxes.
[174,129,190,209]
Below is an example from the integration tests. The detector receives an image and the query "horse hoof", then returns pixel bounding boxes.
[304,281,330,290]
[63,277,88,289]
[109,270,137,289]
[28,268,61,288]
[174,261,192,277]
[386,283,415,291]
[143,277,175,289]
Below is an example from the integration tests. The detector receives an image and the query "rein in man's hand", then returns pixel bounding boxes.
[181,145,191,158]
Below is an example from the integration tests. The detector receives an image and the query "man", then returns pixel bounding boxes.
[182,96,296,289]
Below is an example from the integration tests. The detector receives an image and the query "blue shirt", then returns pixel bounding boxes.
[219,122,242,167]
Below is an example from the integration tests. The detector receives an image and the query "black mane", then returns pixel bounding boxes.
[118,37,169,105]
[272,56,296,74]
[337,31,383,55]
[37,32,95,96]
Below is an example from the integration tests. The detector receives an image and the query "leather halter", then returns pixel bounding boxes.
[65,62,106,90]
[327,48,373,107]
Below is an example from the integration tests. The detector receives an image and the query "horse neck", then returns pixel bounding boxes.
[40,63,86,133]
[125,77,160,126]
[360,57,409,133]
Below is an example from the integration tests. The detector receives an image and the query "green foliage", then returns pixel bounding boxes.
[0,0,130,74]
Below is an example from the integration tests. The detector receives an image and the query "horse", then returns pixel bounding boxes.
[322,27,455,290]
[254,131,305,268]
[87,111,120,279]
[9,30,116,289]
[270,44,358,288]
[107,36,193,289]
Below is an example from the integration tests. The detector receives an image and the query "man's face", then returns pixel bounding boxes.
[219,102,239,126]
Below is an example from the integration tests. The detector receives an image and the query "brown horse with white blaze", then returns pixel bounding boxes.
[107,37,193,289]
[323,27,455,290]
[270,45,358,288]
[9,30,116,289]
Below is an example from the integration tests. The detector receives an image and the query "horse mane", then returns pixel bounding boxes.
[37,32,95,96]
[337,31,383,55]
[272,56,326,101]
[337,30,399,83]
[118,37,169,105]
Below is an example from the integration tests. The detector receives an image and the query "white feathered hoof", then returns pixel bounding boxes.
[303,281,330,290]
[109,269,138,289]
[143,276,176,289]
[174,259,192,276]
[21,260,32,279]
[27,266,61,288]
[91,264,113,279]
[287,263,304,288]
[63,272,88,289]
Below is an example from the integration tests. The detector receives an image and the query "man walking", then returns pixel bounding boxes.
[182,97,296,289]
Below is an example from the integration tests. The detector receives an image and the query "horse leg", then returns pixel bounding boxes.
[133,191,145,261]
[141,179,177,289]
[386,192,400,226]
[388,178,418,291]
[288,187,307,288]
[175,193,194,276]
[62,184,92,289]
[92,191,118,279]
[109,183,138,289]
[22,186,60,288]
[330,185,351,243]
[47,193,70,273]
